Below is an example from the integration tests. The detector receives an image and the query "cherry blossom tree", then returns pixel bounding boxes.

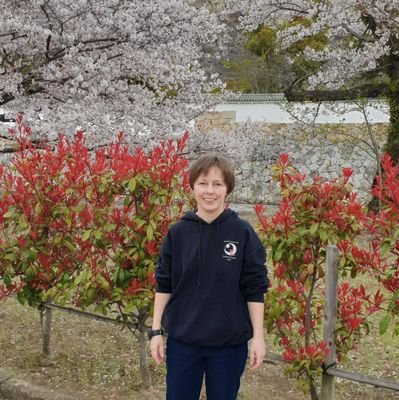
[232,0,399,160]
[0,0,226,143]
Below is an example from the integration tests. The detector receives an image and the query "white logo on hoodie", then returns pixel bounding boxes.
[223,241,239,260]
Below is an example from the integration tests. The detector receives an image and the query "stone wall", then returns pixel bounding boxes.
[0,138,18,164]
[0,112,388,206]
[196,111,388,205]
[195,111,236,132]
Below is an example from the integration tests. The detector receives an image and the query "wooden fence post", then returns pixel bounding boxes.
[41,303,53,357]
[321,245,339,400]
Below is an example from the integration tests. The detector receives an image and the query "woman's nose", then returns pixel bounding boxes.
[205,184,214,193]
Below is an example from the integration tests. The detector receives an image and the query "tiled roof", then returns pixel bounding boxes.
[225,93,286,103]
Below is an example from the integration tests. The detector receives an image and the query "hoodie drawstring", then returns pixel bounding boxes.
[197,220,203,288]
[216,219,222,280]
[197,217,223,288]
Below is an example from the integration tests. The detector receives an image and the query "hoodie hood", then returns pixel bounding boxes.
[181,208,236,224]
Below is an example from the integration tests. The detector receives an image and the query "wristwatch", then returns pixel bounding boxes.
[148,329,164,340]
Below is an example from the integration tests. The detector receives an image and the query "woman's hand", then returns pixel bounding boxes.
[150,335,165,364]
[247,302,266,369]
[248,336,265,369]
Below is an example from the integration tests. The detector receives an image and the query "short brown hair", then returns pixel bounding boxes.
[188,153,235,195]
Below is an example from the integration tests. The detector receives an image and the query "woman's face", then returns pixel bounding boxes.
[193,166,227,220]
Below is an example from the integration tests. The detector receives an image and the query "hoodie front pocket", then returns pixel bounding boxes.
[162,297,231,346]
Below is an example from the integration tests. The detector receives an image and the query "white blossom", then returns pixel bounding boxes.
[0,0,227,143]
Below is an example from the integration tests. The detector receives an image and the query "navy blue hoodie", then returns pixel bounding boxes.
[156,208,269,347]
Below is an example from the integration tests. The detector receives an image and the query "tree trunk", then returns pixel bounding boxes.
[138,328,152,389]
[385,51,399,162]
[309,377,319,400]
[40,304,53,357]
[386,80,399,161]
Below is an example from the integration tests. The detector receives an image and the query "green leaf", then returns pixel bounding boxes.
[274,248,283,261]
[319,228,328,242]
[297,226,308,236]
[124,302,136,313]
[97,275,110,290]
[72,202,86,213]
[64,240,76,252]
[124,195,132,207]
[149,194,157,205]
[111,291,121,302]
[128,178,136,192]
[65,216,72,228]
[268,233,277,245]
[34,202,42,215]
[146,224,154,241]
[82,229,92,242]
[94,239,105,249]
[135,218,146,229]
[18,214,29,229]
[118,269,125,283]
[380,240,392,256]
[53,234,62,244]
[3,274,11,287]
[16,291,26,305]
[4,253,17,261]
[379,314,391,335]
[74,273,84,285]
[309,223,319,236]
[104,223,117,232]
[393,229,399,240]
[3,211,17,219]
[86,287,96,304]
[270,303,281,319]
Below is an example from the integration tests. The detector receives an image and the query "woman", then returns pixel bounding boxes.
[150,153,269,400]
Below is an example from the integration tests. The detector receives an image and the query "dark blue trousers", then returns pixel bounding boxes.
[165,337,248,400]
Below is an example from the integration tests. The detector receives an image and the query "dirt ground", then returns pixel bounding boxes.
[1,298,398,400]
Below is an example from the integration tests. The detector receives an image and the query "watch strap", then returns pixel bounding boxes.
[148,329,164,339]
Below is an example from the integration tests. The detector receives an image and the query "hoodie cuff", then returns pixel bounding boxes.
[156,284,172,294]
[244,293,265,303]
